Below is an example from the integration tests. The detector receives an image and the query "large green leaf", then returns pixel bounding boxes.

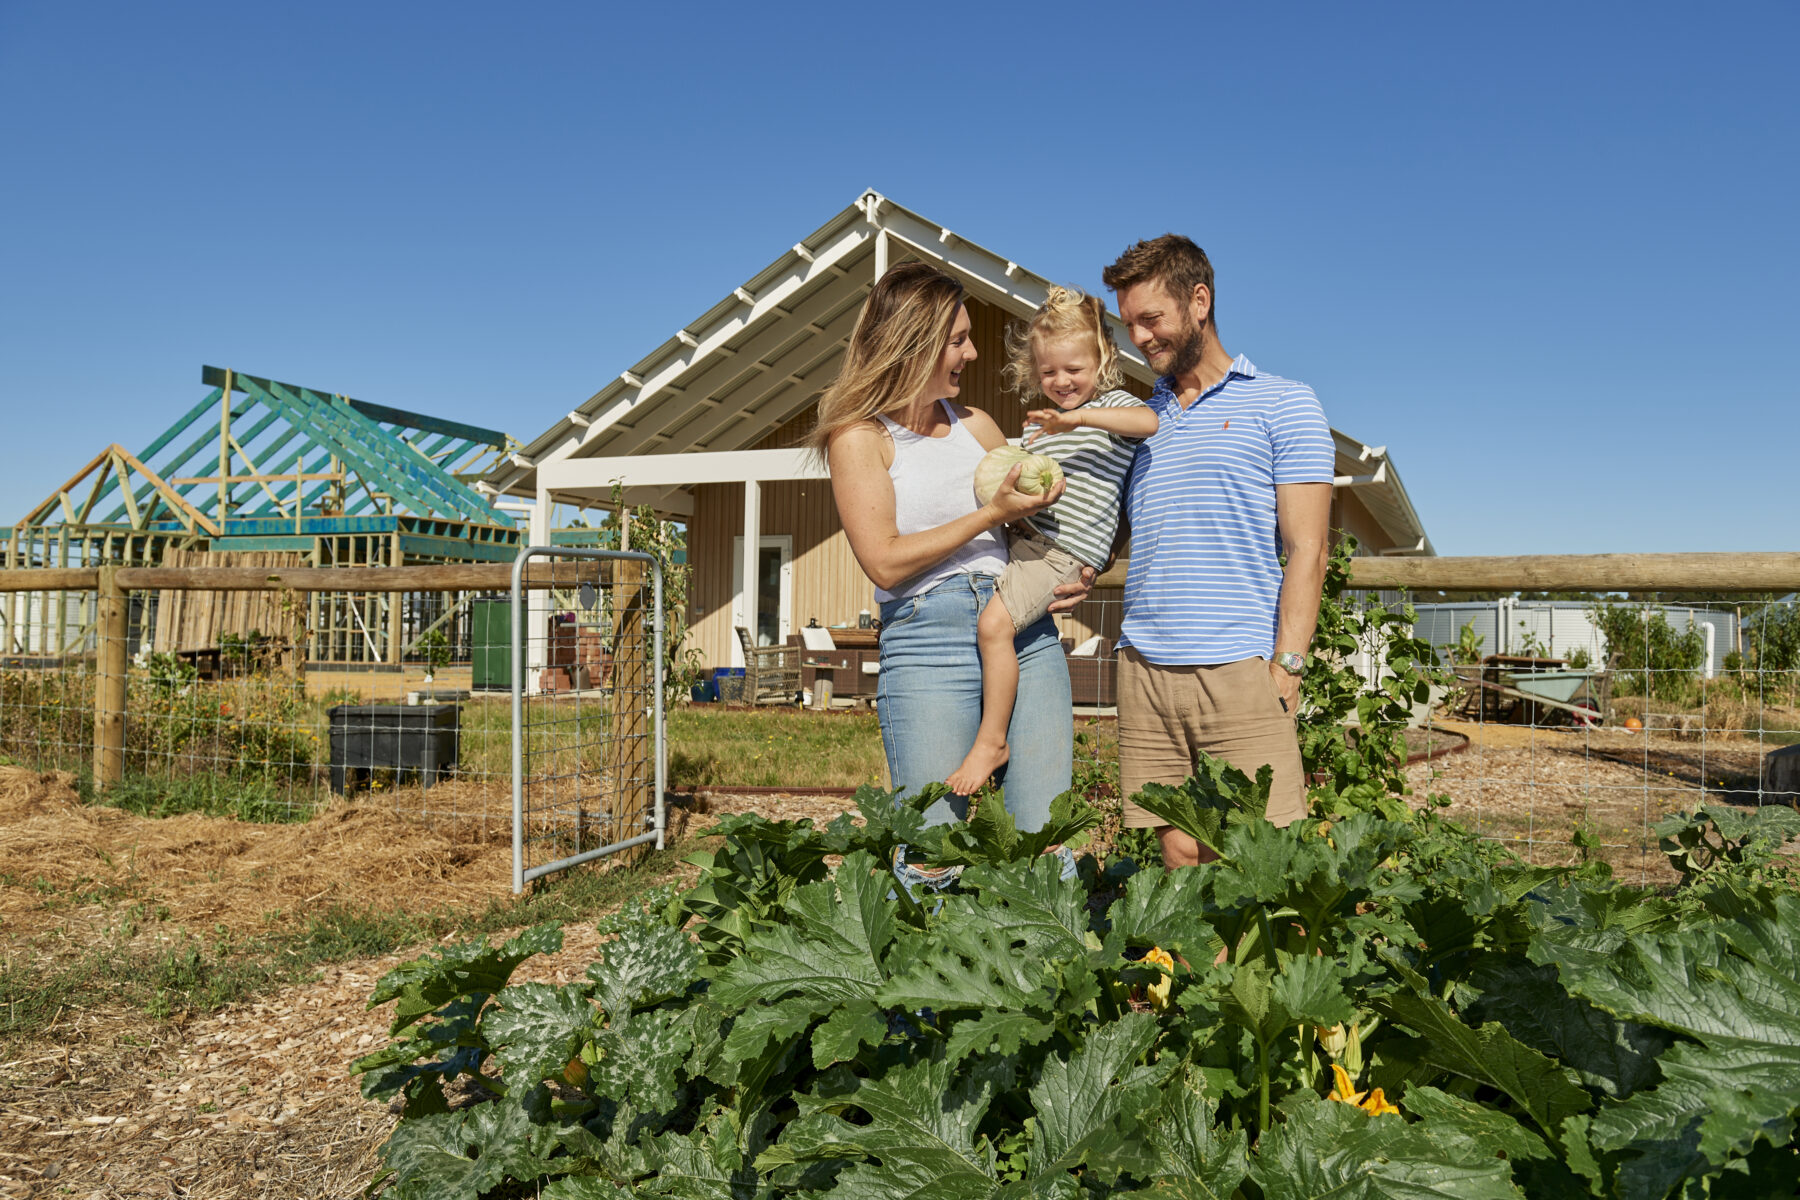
[371,922,563,1033]
[1399,1085,1553,1164]
[587,920,703,1022]
[879,920,1057,1013]
[1534,896,1800,1170]
[1139,1082,1250,1199]
[1375,988,1592,1141]
[1101,864,1222,968]
[1465,957,1673,1098]
[810,999,888,1069]
[636,1123,775,1200]
[944,1008,1057,1067]
[709,851,894,1012]
[484,981,596,1086]
[1221,952,1356,1047]
[1248,1092,1524,1200]
[930,788,1103,869]
[379,1095,556,1200]
[962,854,1095,960]
[1028,1013,1169,1180]
[588,1006,695,1120]
[1129,757,1272,854]
[762,1051,1009,1200]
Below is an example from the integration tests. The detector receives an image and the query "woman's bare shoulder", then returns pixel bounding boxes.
[955,404,1007,449]
[827,418,893,467]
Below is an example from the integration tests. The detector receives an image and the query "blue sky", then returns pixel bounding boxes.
[2,1,1794,555]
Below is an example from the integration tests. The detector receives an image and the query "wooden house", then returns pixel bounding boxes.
[484,191,1435,674]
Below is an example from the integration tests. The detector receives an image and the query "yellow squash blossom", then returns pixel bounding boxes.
[1143,946,1175,1011]
[1326,1064,1401,1116]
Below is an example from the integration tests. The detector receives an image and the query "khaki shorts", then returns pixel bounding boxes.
[996,533,1086,632]
[1117,648,1308,829]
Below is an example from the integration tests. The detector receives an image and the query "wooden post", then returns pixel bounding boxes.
[93,566,128,789]
[386,533,404,664]
[218,369,234,525]
[608,556,649,863]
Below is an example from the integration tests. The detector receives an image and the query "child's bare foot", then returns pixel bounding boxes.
[946,740,1009,796]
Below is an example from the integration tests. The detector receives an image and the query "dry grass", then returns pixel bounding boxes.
[0,768,513,955]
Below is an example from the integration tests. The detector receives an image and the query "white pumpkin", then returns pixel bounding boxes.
[973,446,1064,507]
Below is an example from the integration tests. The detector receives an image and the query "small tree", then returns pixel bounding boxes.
[1589,602,1706,704]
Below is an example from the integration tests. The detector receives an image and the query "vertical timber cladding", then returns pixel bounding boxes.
[150,548,308,652]
[685,297,1137,671]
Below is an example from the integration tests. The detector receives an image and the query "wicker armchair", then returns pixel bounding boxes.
[733,626,802,705]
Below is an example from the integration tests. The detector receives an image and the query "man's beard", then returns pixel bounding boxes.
[1160,318,1206,379]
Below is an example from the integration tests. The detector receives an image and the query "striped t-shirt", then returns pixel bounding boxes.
[1120,356,1335,665]
[1018,389,1148,569]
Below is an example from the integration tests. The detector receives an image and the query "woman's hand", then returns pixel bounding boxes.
[983,463,1065,525]
[1023,408,1082,445]
[1047,566,1096,615]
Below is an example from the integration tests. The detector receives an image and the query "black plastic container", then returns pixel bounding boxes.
[328,703,461,796]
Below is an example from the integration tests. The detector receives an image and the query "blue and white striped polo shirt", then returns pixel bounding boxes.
[1119,356,1335,665]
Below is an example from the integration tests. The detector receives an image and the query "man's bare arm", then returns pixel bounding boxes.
[1269,482,1332,709]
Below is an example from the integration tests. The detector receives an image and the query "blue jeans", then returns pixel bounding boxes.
[877,573,1072,832]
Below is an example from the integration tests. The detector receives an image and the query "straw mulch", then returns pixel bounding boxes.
[0,768,513,956]
[0,787,858,1199]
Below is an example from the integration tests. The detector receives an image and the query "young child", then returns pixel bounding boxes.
[945,287,1158,796]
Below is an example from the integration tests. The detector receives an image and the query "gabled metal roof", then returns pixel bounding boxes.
[488,189,1433,556]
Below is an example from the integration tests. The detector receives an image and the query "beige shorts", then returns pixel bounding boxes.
[996,533,1086,632]
[1117,648,1308,829]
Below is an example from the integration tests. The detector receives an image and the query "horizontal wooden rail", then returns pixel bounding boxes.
[0,563,611,593]
[0,568,102,592]
[1096,552,1800,592]
[1,552,1797,595]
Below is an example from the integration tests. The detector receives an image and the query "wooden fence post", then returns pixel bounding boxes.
[93,566,128,789]
[608,556,649,863]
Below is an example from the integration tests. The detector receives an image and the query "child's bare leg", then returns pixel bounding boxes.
[946,596,1018,795]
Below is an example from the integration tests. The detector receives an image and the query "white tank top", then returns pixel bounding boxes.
[873,399,1009,602]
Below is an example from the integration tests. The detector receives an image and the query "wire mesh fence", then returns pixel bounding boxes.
[3,558,1794,894]
[0,581,518,827]
[1059,588,1800,884]
[510,547,665,890]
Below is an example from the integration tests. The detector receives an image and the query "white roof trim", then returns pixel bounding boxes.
[489,189,1434,557]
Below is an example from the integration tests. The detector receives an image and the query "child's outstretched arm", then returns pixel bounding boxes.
[1024,404,1159,444]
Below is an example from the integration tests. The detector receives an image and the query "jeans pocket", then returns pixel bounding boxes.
[879,596,919,635]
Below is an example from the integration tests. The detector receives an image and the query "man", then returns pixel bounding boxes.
[1102,235,1334,868]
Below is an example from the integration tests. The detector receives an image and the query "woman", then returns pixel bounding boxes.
[809,262,1089,834]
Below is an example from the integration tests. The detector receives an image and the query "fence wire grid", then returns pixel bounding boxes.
[510,547,666,890]
[1059,591,1799,885]
[1,583,518,828]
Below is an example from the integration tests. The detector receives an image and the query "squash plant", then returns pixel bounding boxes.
[355,776,1800,1198]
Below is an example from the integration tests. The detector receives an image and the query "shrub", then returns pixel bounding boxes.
[1589,603,1706,704]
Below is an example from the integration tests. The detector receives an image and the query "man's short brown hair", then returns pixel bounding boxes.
[1102,234,1217,329]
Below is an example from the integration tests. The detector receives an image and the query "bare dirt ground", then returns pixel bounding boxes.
[0,780,856,1199]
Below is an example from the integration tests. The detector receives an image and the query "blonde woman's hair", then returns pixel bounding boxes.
[1000,286,1124,401]
[806,261,966,458]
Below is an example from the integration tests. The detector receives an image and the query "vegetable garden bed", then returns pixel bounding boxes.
[355,778,1800,1198]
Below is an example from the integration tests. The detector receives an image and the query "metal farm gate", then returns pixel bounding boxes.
[510,547,666,890]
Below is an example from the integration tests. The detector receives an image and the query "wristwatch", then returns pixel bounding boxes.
[1273,652,1306,676]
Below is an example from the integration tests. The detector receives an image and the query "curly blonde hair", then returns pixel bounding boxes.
[806,262,965,458]
[1000,286,1124,401]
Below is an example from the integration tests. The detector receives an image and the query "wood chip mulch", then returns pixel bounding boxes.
[0,792,858,1199]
